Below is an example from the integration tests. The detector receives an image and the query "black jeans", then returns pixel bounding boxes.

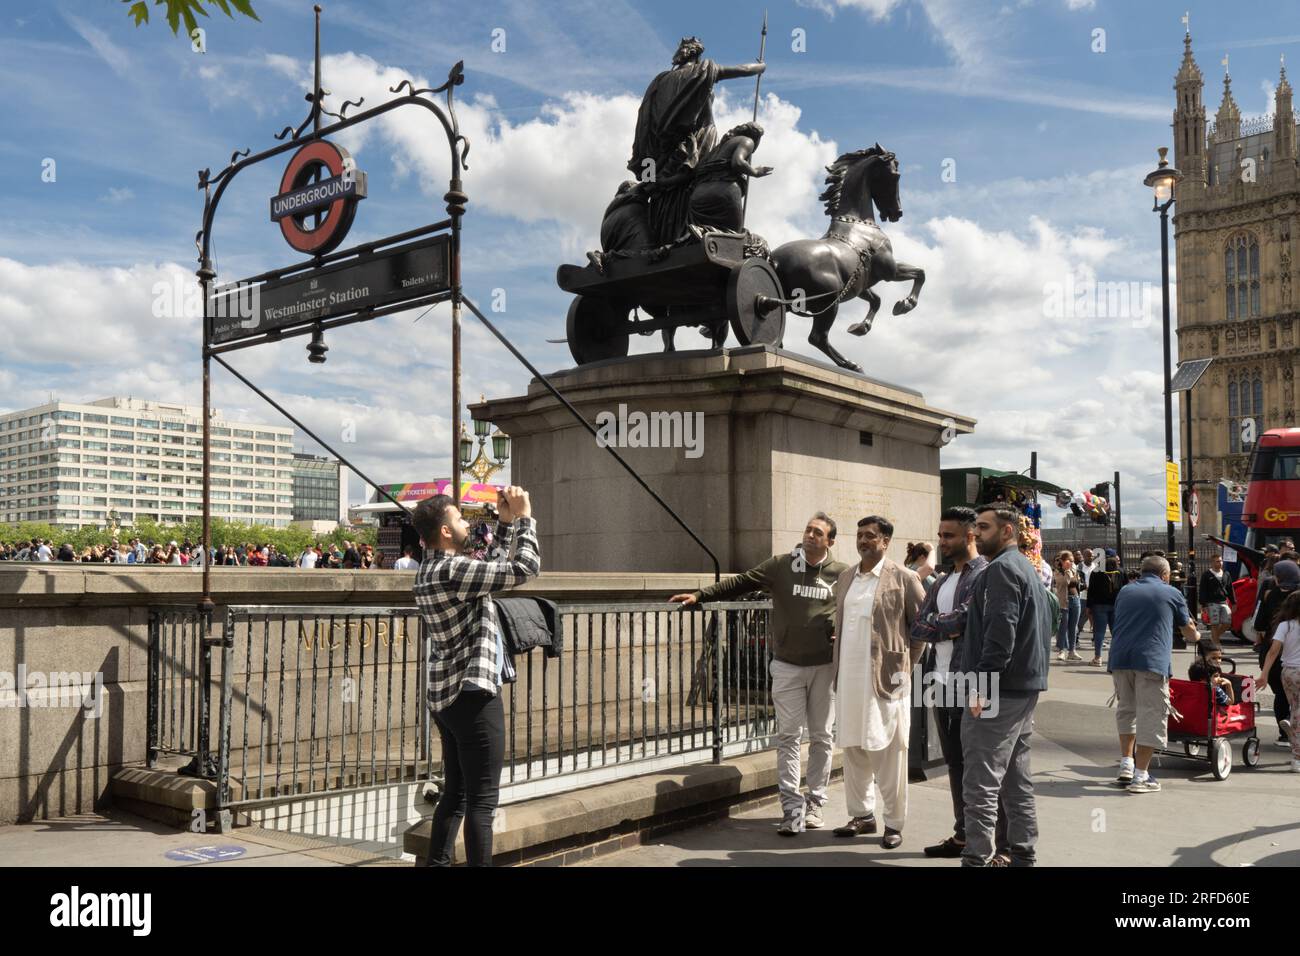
[934,702,1009,851]
[425,689,505,867]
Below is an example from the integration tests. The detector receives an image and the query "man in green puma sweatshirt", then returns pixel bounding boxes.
[670,513,848,835]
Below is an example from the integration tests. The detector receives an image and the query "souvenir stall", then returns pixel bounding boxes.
[940,466,1113,575]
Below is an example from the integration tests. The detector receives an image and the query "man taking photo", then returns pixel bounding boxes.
[412,485,539,867]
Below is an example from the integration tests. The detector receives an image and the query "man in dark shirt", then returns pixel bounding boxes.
[670,513,846,835]
[958,504,1052,867]
[909,506,990,858]
[1198,553,1233,646]
[342,540,361,569]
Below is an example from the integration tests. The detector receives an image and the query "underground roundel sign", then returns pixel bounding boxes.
[270,140,367,255]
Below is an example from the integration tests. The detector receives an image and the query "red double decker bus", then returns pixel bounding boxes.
[1242,427,1300,549]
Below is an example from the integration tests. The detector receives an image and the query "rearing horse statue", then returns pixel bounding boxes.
[770,144,924,373]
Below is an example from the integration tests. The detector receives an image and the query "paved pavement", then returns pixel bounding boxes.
[583,640,1300,867]
[0,811,408,866]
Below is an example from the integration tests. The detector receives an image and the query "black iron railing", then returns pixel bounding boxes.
[145,601,776,823]
[147,606,217,774]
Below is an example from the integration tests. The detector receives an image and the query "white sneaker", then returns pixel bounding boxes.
[1067,652,1083,661]
[1291,759,1300,773]
[1128,775,1161,793]
[1117,758,1135,785]
[803,800,824,829]
[1057,651,1068,662]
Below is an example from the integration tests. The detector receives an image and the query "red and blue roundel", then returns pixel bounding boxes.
[270,140,367,255]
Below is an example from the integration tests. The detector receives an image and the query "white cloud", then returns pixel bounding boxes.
[99,187,135,203]
[62,12,131,78]
[803,0,1010,71]
[270,53,838,253]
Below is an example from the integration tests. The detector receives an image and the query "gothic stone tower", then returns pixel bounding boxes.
[1171,30,1299,536]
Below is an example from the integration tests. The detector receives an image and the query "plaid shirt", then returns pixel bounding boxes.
[413,516,540,712]
[908,554,988,647]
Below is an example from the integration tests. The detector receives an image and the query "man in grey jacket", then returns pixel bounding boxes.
[958,504,1052,867]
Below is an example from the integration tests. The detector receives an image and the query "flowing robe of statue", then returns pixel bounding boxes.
[628,58,724,245]
[689,134,761,233]
[600,185,654,255]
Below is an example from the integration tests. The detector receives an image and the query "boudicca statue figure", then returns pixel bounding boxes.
[555,31,925,373]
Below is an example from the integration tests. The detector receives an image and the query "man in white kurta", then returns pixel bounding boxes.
[838,562,909,832]
[831,516,926,848]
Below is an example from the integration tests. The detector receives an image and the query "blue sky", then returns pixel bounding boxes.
[2,0,1296,528]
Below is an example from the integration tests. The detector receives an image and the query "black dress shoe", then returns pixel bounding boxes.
[882,828,902,849]
[833,815,878,837]
[923,836,965,858]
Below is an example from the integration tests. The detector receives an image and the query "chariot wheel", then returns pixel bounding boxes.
[566,295,630,365]
[726,258,785,348]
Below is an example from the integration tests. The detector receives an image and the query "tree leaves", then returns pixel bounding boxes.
[121,0,261,36]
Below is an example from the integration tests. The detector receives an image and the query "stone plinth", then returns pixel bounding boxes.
[474,346,976,574]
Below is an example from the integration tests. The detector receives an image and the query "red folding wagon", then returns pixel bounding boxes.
[1157,657,1260,780]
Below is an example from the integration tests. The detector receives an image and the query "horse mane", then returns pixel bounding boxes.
[819,145,886,216]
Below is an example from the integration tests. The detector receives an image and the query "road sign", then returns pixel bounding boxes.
[1166,461,1182,522]
[1170,357,1213,393]
[1188,488,1200,528]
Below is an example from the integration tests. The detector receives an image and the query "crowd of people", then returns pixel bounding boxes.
[668,504,1052,864]
[401,486,1300,867]
[0,536,384,568]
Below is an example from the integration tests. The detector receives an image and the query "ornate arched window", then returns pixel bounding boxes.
[1228,369,1265,453]
[1225,233,1260,320]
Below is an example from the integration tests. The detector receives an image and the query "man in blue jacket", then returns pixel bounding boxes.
[958,504,1052,867]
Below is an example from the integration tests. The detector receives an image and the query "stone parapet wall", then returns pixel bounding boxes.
[0,566,722,825]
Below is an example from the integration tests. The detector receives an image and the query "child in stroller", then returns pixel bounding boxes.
[1188,638,1236,706]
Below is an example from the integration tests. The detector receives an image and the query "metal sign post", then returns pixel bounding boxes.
[1172,357,1212,614]
[195,4,469,610]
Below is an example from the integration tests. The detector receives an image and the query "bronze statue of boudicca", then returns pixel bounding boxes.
[556,32,925,373]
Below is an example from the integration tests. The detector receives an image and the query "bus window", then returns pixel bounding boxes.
[1272,453,1300,480]
[1249,449,1300,480]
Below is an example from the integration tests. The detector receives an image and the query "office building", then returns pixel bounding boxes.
[0,397,294,528]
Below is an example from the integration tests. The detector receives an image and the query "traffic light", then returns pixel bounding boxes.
[1089,482,1112,526]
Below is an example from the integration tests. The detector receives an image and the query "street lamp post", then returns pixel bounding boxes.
[1185,386,1197,614]
[461,397,511,486]
[1144,147,1183,557]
